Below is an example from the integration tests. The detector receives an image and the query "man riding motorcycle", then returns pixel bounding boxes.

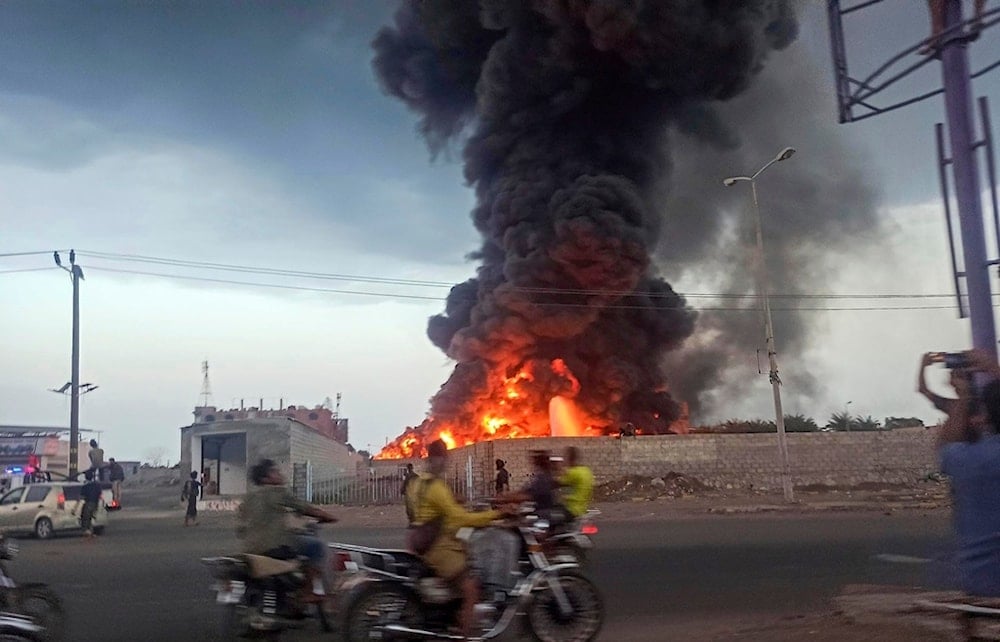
[405,439,514,638]
[237,459,338,603]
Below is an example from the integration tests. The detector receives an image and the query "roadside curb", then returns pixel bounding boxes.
[706,501,947,515]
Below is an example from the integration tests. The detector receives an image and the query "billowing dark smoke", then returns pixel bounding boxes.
[372,0,802,457]
[657,34,882,418]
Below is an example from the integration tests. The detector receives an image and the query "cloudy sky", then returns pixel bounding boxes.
[1,1,999,462]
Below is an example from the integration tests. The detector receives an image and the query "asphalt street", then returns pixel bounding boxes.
[7,510,956,641]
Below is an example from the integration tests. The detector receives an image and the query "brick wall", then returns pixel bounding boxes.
[373,428,939,496]
[288,422,354,474]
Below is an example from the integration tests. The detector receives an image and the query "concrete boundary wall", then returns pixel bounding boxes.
[372,428,939,497]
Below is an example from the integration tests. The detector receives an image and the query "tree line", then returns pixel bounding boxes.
[691,414,926,434]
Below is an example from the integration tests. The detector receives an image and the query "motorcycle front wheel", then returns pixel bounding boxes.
[527,572,603,642]
[10,585,64,642]
[343,585,421,642]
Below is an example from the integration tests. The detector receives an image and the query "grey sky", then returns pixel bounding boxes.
[0,1,998,460]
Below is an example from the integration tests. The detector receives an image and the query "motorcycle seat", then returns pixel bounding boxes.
[378,550,434,579]
[243,554,301,578]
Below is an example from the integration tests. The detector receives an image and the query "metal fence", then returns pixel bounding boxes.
[293,457,474,506]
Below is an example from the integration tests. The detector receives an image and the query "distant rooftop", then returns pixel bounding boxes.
[0,425,99,437]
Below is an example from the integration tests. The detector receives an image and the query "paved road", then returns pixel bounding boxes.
[7,510,956,641]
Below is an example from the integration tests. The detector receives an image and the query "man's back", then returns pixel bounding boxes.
[562,465,594,517]
[942,434,1000,596]
[81,480,102,504]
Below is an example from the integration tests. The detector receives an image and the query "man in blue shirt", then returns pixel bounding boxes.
[930,350,1000,596]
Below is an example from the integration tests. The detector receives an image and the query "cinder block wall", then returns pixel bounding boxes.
[374,427,940,496]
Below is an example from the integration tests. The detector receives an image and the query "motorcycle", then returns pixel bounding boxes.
[0,614,45,642]
[0,538,64,641]
[201,522,333,639]
[546,509,599,565]
[331,508,604,642]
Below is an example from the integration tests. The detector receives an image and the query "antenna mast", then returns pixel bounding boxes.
[200,360,213,406]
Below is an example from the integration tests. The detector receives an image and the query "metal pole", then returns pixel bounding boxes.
[69,254,81,477]
[751,181,794,503]
[940,0,997,357]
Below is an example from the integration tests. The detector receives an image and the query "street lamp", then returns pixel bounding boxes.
[724,147,796,503]
[53,250,85,476]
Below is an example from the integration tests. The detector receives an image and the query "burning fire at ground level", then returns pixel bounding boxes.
[376,358,690,460]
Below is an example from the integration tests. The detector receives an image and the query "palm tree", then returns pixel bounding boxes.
[856,415,882,431]
[784,414,820,432]
[826,411,856,431]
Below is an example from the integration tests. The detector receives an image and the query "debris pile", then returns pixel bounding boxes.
[594,473,711,502]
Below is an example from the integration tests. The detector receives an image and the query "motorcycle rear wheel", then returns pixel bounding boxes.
[527,572,603,642]
[220,603,252,640]
[343,585,421,642]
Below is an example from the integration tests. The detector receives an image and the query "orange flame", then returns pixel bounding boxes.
[376,358,686,460]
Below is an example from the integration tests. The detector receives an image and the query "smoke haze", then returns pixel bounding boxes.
[371,0,879,456]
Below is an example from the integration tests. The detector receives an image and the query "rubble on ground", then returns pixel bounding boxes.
[593,472,712,501]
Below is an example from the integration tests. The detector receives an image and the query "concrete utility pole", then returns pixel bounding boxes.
[54,250,84,476]
[724,147,797,503]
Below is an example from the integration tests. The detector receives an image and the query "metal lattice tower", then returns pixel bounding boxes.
[828,0,1000,356]
[200,360,213,406]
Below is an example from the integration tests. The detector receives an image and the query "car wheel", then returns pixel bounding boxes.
[34,518,53,540]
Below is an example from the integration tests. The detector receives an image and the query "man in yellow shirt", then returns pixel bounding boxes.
[407,439,509,637]
[559,446,594,519]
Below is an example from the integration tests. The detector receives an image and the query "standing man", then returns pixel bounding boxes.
[182,471,201,527]
[933,350,1000,596]
[80,470,102,538]
[495,459,510,494]
[108,458,125,505]
[401,463,418,524]
[87,439,105,480]
[559,447,594,520]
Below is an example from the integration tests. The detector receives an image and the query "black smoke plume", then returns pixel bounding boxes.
[372,0,809,457]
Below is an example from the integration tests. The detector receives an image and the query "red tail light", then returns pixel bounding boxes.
[57,493,65,510]
[581,524,598,536]
[332,552,352,572]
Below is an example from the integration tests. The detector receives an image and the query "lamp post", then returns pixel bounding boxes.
[724,147,796,503]
[53,250,84,477]
[845,400,853,432]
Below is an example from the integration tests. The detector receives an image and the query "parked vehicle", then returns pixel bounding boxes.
[0,482,108,540]
[201,522,333,640]
[0,537,65,640]
[331,509,604,642]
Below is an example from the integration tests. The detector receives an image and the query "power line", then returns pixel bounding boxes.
[0,267,59,275]
[84,265,966,312]
[0,250,68,258]
[0,247,986,308]
[73,249,986,302]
